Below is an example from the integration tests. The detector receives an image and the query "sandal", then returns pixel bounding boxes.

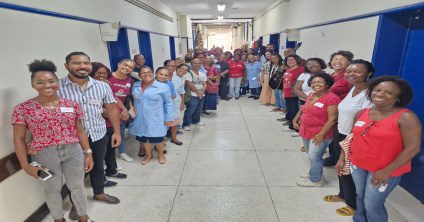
[300,146,306,152]
[336,206,356,216]
[323,195,344,202]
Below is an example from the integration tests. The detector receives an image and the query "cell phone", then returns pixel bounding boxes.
[30,161,54,181]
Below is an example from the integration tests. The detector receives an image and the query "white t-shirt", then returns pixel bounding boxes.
[185,70,207,97]
[172,73,185,118]
[297,73,313,100]
[338,87,372,135]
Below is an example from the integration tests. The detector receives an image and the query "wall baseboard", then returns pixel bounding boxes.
[25,186,70,222]
[0,153,21,182]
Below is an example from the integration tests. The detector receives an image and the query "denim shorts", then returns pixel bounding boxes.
[136,136,164,144]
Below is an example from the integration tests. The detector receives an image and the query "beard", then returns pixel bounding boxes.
[69,70,89,79]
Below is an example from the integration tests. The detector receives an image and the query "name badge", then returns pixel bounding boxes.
[355,121,366,127]
[90,99,102,105]
[60,107,74,113]
[314,102,324,108]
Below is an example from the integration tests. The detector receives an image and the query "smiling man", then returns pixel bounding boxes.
[58,52,122,206]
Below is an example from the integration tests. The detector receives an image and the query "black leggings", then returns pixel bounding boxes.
[334,130,357,209]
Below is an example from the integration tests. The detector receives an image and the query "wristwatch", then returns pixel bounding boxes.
[83,149,93,154]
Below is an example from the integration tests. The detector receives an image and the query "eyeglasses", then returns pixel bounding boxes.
[95,72,108,75]
[33,79,58,87]
[140,71,153,76]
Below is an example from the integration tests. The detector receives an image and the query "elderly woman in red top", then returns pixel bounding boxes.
[283,54,305,131]
[338,76,421,222]
[293,73,340,187]
[324,50,354,166]
[227,54,246,100]
[12,60,94,222]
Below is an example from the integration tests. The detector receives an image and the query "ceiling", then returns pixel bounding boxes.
[161,0,279,20]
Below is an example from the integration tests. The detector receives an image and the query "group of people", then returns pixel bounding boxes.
[253,45,421,222]
[11,42,422,222]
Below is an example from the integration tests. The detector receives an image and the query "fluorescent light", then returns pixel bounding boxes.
[217,4,225,12]
[218,15,224,20]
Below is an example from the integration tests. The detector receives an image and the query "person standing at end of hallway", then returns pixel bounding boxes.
[259,51,275,105]
[131,54,145,81]
[245,54,262,99]
[218,54,231,100]
[227,54,246,100]
[260,43,275,64]
[58,51,122,205]
[203,56,220,113]
[183,58,207,131]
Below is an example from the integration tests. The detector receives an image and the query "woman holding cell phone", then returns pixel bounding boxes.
[12,60,94,222]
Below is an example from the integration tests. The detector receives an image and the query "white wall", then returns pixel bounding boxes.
[262,35,270,46]
[279,32,288,55]
[296,17,379,64]
[3,0,179,36]
[253,0,424,37]
[151,34,171,69]
[0,8,110,220]
[127,29,141,59]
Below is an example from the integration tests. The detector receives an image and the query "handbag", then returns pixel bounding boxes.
[268,66,284,90]
[184,71,194,104]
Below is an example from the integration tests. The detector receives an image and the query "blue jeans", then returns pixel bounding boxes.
[302,138,333,182]
[183,96,204,126]
[229,77,242,98]
[273,89,286,110]
[118,122,127,154]
[351,164,401,222]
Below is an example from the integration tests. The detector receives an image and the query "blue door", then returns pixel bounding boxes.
[373,9,424,203]
[169,36,176,60]
[269,33,280,53]
[107,28,130,71]
[137,31,154,69]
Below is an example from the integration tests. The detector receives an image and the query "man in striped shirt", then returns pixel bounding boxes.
[59,52,122,205]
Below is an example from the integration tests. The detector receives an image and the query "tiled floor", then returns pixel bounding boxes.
[43,96,421,222]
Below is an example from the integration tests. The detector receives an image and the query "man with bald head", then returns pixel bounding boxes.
[131,54,145,81]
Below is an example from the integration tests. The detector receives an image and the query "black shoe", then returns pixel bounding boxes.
[202,111,210,115]
[68,205,78,221]
[163,149,168,154]
[138,152,146,157]
[171,140,183,145]
[277,118,285,122]
[104,180,117,188]
[235,97,240,100]
[248,95,255,98]
[106,172,127,179]
[323,157,336,167]
[254,97,259,100]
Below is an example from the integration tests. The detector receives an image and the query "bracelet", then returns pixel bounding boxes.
[83,149,93,154]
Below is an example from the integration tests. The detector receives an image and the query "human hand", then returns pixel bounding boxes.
[335,159,345,176]
[84,154,94,172]
[111,133,122,148]
[371,170,391,186]
[312,133,324,145]
[26,143,37,155]
[23,164,44,178]
[120,110,129,121]
[293,121,300,130]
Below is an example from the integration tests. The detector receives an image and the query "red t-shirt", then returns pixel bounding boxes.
[329,71,350,100]
[106,75,132,127]
[282,66,304,97]
[11,98,84,151]
[228,60,245,78]
[205,66,220,94]
[350,108,411,176]
[299,92,340,140]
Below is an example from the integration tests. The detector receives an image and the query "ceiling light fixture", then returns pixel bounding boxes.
[217,15,224,20]
[217,4,226,12]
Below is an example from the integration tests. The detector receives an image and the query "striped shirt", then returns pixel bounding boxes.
[58,76,116,142]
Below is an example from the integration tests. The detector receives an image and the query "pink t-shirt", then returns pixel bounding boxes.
[282,66,304,97]
[11,98,84,151]
[106,75,132,127]
[299,92,340,140]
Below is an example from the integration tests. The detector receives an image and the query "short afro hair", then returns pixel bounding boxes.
[308,73,335,88]
[304,57,327,73]
[284,54,303,67]
[348,59,375,79]
[367,76,413,107]
[28,59,58,80]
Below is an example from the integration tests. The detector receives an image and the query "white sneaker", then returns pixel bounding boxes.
[194,122,205,126]
[119,153,134,162]
[116,163,123,171]
[296,178,323,187]
[282,129,294,132]
[184,126,191,131]
[291,132,300,137]
[299,173,309,178]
